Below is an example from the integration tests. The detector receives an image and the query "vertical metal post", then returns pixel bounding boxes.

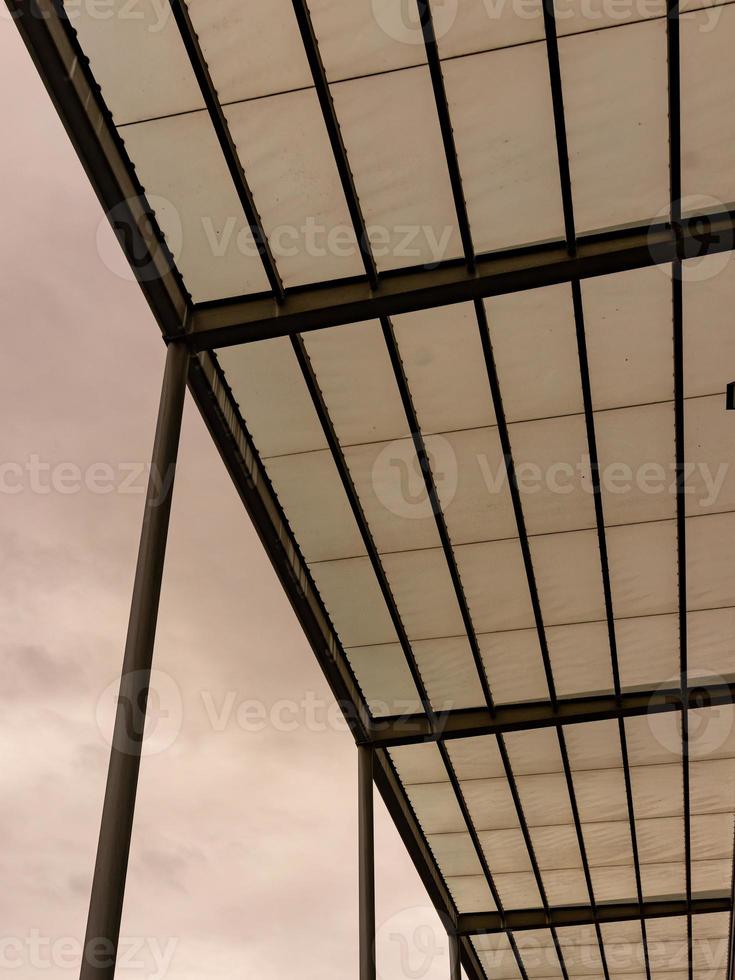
[80,340,189,980]
[359,745,376,980]
[449,932,461,980]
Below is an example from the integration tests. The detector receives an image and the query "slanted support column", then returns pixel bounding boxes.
[80,340,189,979]
[449,932,461,980]
[359,745,376,980]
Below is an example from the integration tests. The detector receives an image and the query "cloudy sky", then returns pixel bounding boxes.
[0,14,447,979]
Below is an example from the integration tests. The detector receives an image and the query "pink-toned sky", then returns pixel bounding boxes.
[0,15,448,979]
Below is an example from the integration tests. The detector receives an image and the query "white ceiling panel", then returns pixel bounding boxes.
[438,0,546,57]
[462,777,520,830]
[504,727,564,776]
[264,449,366,562]
[439,427,518,544]
[688,606,735,679]
[479,828,535,873]
[303,321,409,445]
[485,284,583,423]
[382,548,465,641]
[554,0,666,34]
[308,0,426,81]
[691,813,732,860]
[218,338,326,457]
[515,929,564,977]
[581,819,634,867]
[347,643,423,717]
[342,438,442,554]
[607,520,679,618]
[494,871,543,909]
[564,718,622,771]
[616,614,679,691]
[559,19,669,233]
[330,66,462,272]
[573,767,629,823]
[595,403,676,526]
[309,556,397,647]
[530,529,607,626]
[406,780,469,835]
[442,44,565,253]
[691,758,735,813]
[687,512,735,610]
[447,871,497,911]
[546,621,614,696]
[411,635,487,711]
[225,89,365,287]
[454,539,536,632]
[590,865,638,901]
[185,0,312,103]
[120,114,271,302]
[582,266,675,411]
[540,868,591,905]
[641,859,686,897]
[683,254,735,398]
[448,735,506,781]
[684,395,735,516]
[509,414,596,535]
[65,0,204,126]
[427,831,485,878]
[480,628,551,704]
[392,303,497,434]
[630,763,684,819]
[515,771,576,826]
[636,816,685,864]
[625,712,682,766]
[681,5,735,205]
[389,742,448,784]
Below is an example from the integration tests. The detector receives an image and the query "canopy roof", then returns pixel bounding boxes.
[12,1,735,979]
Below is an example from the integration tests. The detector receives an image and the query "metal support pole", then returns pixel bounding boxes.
[80,340,189,980]
[449,932,461,980]
[359,745,376,980]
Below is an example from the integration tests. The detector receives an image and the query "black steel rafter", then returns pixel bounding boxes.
[666,0,693,974]
[167,0,284,301]
[290,0,378,286]
[417,0,476,270]
[541,2,653,977]
[189,209,735,348]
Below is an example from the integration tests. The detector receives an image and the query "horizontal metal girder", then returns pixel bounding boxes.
[458,894,732,935]
[367,678,735,747]
[189,210,735,350]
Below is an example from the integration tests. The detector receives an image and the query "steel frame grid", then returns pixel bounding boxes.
[7,3,735,980]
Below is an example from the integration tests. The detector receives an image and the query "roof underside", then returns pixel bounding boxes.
[11,1,735,979]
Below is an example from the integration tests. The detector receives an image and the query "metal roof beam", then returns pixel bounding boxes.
[189,210,735,349]
[458,894,732,936]
[367,678,735,747]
